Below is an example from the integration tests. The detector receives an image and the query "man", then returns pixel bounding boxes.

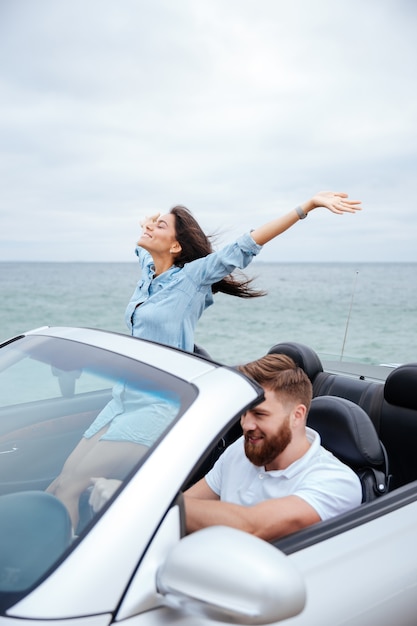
[184,354,362,541]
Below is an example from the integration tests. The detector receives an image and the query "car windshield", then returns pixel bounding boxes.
[0,334,195,597]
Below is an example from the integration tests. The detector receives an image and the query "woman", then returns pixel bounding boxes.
[48,190,361,530]
[124,190,362,351]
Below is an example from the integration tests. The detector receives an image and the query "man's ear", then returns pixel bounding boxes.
[292,404,307,427]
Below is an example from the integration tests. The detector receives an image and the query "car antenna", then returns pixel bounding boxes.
[340,269,359,362]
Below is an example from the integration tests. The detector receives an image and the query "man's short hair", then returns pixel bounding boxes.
[239,353,313,411]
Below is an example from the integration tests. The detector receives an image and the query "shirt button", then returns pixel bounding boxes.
[258,473,264,480]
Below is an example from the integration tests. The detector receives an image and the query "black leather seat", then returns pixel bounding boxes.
[380,363,417,489]
[268,341,324,383]
[307,396,391,502]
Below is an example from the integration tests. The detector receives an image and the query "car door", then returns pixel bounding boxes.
[275,484,417,625]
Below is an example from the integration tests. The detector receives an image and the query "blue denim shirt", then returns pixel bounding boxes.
[124,232,262,352]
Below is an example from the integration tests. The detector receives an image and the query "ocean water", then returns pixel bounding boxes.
[1,261,416,366]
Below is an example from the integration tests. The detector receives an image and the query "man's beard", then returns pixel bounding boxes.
[244,418,292,467]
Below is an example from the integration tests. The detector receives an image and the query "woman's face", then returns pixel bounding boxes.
[137,213,181,256]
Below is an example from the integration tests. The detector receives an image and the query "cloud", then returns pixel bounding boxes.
[0,0,416,261]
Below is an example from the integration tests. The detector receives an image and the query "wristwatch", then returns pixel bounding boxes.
[295,206,307,220]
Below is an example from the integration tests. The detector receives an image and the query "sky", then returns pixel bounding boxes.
[1,0,416,263]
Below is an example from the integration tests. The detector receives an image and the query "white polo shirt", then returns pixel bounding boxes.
[205,427,362,521]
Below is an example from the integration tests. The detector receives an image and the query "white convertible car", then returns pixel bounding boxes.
[1,326,417,625]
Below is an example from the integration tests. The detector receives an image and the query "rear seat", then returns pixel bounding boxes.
[380,364,417,489]
[313,370,384,431]
[268,341,417,490]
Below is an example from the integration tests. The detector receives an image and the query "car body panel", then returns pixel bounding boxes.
[283,500,417,625]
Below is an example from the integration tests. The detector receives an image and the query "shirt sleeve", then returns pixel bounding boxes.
[293,465,362,521]
[135,246,153,273]
[204,446,228,496]
[184,233,263,287]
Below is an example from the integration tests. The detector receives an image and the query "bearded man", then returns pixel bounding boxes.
[184,354,362,541]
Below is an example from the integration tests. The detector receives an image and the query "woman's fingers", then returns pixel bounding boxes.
[140,212,161,228]
[312,191,362,214]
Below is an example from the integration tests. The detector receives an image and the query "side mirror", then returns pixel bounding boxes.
[157,526,306,624]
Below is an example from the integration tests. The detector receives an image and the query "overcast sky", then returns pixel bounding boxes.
[1,0,416,262]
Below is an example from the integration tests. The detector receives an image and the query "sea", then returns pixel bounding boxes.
[1,261,416,367]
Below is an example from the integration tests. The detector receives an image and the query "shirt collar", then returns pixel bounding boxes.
[150,264,180,283]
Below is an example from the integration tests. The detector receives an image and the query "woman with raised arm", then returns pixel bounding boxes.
[48,190,361,531]
[125,191,361,352]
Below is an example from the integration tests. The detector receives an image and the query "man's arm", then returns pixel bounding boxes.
[183,493,321,542]
[184,477,220,500]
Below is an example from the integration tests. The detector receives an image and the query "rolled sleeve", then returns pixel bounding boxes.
[186,232,263,288]
[240,232,263,255]
[135,246,153,272]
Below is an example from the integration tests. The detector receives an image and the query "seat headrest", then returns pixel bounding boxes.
[307,396,385,468]
[384,363,417,410]
[268,341,323,382]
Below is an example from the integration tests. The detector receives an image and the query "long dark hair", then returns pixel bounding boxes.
[170,205,265,298]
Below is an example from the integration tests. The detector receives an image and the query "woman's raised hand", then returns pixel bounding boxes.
[308,191,362,215]
[140,212,161,229]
